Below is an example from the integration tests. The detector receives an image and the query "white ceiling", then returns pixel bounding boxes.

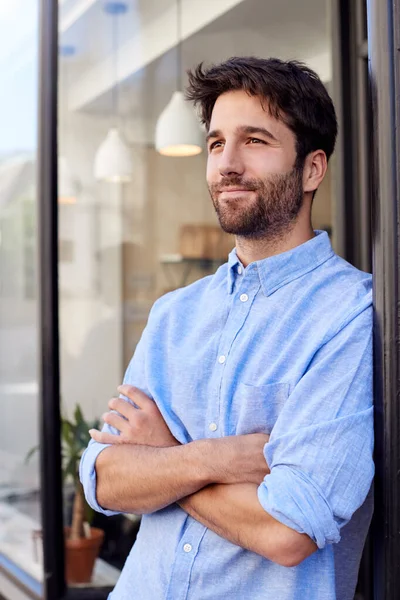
[60,0,176,70]
[59,0,330,126]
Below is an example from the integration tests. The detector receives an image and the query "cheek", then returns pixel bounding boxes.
[251,150,295,177]
[206,156,218,183]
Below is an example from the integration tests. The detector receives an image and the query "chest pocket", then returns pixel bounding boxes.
[233,382,290,435]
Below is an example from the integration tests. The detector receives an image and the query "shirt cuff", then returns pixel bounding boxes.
[257,465,341,549]
[79,440,121,517]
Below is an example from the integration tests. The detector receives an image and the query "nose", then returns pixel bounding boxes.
[218,143,244,177]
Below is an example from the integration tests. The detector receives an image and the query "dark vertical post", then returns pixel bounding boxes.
[335,0,371,273]
[367,1,400,598]
[335,0,356,262]
[37,0,66,598]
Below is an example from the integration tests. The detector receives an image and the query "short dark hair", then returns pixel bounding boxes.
[186,56,338,166]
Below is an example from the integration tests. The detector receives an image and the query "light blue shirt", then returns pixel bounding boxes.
[80,230,374,600]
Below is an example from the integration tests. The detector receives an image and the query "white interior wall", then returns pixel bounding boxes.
[67,0,247,111]
[58,111,126,421]
[57,0,334,422]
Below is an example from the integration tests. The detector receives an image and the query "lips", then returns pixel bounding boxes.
[218,188,253,193]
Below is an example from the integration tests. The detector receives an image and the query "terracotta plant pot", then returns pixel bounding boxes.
[64,526,105,584]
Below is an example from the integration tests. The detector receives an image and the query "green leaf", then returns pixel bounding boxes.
[74,405,84,428]
[73,405,94,452]
[92,418,101,431]
[62,420,74,446]
[60,403,101,520]
[76,421,90,449]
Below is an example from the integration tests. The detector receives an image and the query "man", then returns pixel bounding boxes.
[80,57,374,600]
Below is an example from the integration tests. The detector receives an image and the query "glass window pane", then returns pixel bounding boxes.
[0,0,42,592]
[59,0,335,592]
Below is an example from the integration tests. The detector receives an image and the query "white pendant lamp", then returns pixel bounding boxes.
[155,0,203,157]
[156,91,203,156]
[94,2,132,182]
[94,127,132,182]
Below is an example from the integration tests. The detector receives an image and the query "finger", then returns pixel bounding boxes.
[117,385,154,410]
[89,429,123,445]
[103,411,128,432]
[108,397,137,418]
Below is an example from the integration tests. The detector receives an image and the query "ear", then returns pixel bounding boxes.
[302,150,327,194]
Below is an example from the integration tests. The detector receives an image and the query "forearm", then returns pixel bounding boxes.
[93,431,269,515]
[178,483,317,567]
[95,441,213,514]
[179,483,276,556]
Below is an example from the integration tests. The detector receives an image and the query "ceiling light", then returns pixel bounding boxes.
[155,0,203,157]
[94,2,132,182]
[156,91,203,156]
[94,128,132,182]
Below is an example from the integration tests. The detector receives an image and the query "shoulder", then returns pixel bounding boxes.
[314,253,372,338]
[324,254,371,305]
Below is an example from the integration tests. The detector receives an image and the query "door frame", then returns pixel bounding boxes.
[367,0,400,598]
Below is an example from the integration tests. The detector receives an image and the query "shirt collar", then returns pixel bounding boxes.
[227,230,334,296]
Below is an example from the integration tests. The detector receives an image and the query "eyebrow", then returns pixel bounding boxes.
[206,125,278,144]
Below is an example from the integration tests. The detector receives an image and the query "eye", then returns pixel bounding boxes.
[248,138,266,145]
[209,140,224,152]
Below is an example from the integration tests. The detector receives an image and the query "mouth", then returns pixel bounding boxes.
[218,188,254,194]
[218,188,255,200]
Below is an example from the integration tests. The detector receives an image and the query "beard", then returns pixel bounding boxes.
[208,167,304,240]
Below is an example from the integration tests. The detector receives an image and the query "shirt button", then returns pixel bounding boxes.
[183,543,192,553]
[240,293,249,302]
[209,422,218,432]
[218,355,226,364]
[237,265,243,275]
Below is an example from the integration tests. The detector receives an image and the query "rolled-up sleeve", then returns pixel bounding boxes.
[79,436,117,516]
[79,326,150,516]
[257,302,374,549]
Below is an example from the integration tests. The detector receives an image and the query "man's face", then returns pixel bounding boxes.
[206,90,304,239]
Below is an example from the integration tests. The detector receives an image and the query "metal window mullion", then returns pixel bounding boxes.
[355,0,371,273]
[37,0,65,598]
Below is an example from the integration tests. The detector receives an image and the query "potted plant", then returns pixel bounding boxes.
[27,404,104,584]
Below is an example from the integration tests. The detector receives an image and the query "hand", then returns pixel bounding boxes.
[212,433,270,485]
[89,385,180,448]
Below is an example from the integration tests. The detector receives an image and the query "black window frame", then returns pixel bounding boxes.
[1,0,399,598]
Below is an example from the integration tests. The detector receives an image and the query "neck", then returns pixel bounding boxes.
[235,220,315,267]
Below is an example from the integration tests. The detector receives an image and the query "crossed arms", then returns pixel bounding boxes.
[80,300,374,569]
[85,385,317,567]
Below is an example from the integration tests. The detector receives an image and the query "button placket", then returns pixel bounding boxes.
[165,517,208,600]
[215,277,261,437]
[210,270,259,442]
[165,521,206,600]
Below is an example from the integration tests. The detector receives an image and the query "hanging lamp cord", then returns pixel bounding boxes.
[177,0,182,92]
[112,10,119,127]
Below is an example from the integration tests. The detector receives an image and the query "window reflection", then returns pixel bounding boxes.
[0,0,42,587]
[58,0,334,588]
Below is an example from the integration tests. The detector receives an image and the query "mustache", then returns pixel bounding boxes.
[210,176,259,193]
